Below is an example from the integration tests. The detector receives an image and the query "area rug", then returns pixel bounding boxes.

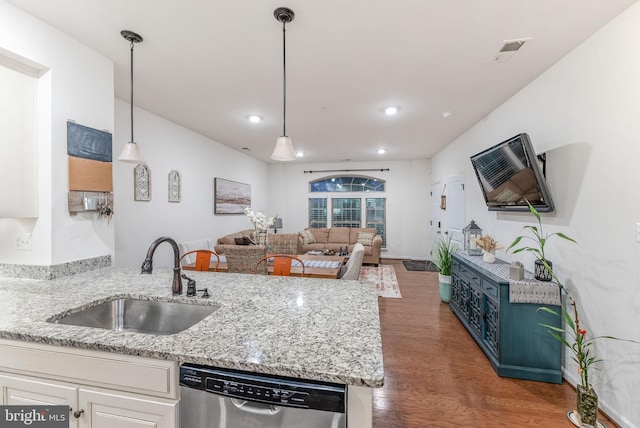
[402,259,438,272]
[359,265,401,298]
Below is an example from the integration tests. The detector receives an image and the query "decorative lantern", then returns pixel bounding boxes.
[463,220,483,255]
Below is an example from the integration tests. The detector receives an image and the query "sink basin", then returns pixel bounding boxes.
[51,298,219,335]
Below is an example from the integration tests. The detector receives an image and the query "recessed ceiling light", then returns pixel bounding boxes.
[384,106,399,115]
[377,149,386,154]
[248,115,262,123]
[296,152,304,157]
[441,111,454,119]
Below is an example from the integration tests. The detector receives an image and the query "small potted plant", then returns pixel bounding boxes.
[506,201,576,280]
[434,236,458,303]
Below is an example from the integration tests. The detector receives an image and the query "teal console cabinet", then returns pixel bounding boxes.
[450,253,562,383]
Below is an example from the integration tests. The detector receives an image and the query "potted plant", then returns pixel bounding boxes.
[506,201,576,280]
[538,280,639,427]
[434,236,458,303]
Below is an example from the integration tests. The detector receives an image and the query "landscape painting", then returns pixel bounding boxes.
[214,178,251,214]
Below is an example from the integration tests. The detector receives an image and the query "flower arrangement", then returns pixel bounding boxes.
[475,235,503,253]
[243,207,276,232]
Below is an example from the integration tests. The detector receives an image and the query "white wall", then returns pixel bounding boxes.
[0,0,114,266]
[268,159,431,260]
[113,99,270,269]
[431,4,640,427]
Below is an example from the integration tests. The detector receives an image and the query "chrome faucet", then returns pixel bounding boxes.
[141,236,183,295]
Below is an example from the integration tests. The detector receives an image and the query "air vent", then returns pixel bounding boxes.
[488,38,531,63]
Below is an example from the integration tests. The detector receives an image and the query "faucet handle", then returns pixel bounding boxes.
[198,288,210,298]
[181,274,197,297]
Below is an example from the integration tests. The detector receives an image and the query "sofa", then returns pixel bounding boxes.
[214,229,301,255]
[298,227,381,265]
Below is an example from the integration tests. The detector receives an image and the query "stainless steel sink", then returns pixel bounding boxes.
[51,298,219,335]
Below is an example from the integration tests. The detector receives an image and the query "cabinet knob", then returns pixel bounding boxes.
[73,409,85,418]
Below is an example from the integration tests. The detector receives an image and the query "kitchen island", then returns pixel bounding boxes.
[0,267,383,427]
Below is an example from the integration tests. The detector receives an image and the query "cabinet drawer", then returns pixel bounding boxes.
[482,281,498,300]
[0,340,177,399]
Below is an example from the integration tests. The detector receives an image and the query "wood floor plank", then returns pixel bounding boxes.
[373,259,617,428]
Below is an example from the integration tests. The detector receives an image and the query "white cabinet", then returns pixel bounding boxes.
[80,388,176,428]
[0,373,78,427]
[0,374,177,428]
[0,340,178,428]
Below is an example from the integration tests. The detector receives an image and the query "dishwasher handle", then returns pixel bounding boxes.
[231,398,282,416]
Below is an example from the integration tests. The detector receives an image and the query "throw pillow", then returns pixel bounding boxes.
[235,236,252,245]
[357,231,375,246]
[299,229,316,245]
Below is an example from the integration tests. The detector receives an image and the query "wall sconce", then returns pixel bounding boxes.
[272,217,283,234]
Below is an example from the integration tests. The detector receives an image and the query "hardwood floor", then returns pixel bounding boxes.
[373,259,616,428]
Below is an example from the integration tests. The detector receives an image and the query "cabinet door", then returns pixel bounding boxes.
[0,373,77,427]
[79,387,177,428]
[468,285,482,336]
[482,296,499,357]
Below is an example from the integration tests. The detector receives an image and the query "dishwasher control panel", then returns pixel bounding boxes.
[206,377,309,407]
[180,364,345,413]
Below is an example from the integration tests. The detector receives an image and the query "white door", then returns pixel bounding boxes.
[445,173,466,250]
[79,387,177,428]
[429,182,444,261]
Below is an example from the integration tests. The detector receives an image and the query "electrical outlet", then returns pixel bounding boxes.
[16,233,32,251]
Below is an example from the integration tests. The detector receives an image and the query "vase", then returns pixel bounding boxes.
[577,385,598,428]
[534,259,553,281]
[253,230,268,247]
[438,274,452,303]
[482,252,496,263]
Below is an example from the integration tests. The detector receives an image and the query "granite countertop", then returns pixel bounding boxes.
[0,267,384,387]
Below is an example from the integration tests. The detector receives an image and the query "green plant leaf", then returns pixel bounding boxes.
[537,306,559,316]
[506,236,523,251]
[528,202,541,222]
[556,232,578,244]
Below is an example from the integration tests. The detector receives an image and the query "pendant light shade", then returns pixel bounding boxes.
[271,7,297,162]
[271,136,297,161]
[118,30,145,164]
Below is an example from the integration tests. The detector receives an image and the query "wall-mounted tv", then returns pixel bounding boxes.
[470,133,554,212]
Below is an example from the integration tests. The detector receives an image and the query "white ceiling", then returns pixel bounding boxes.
[6,0,636,163]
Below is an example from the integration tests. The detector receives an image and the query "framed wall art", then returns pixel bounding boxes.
[134,163,151,201]
[168,170,181,202]
[214,178,250,214]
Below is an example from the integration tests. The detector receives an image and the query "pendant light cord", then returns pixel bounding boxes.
[129,40,135,143]
[282,21,287,137]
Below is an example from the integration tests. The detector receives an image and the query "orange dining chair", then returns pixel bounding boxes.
[254,255,306,277]
[179,250,220,272]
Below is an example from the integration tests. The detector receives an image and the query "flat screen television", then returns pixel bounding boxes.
[470,133,554,212]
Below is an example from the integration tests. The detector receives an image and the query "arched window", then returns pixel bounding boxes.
[309,175,385,192]
[308,175,386,248]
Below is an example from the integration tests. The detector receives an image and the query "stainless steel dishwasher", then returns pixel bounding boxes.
[179,364,346,428]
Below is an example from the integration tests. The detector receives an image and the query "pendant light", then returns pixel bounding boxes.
[118,30,145,164]
[271,7,297,161]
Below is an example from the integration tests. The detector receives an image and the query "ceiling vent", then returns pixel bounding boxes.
[488,38,531,63]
